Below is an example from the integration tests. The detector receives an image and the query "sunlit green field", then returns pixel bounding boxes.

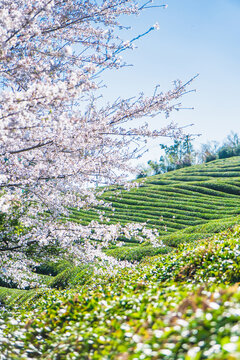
[67,156,240,260]
[1,157,240,359]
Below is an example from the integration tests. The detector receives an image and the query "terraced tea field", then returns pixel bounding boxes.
[68,156,240,256]
[2,157,240,360]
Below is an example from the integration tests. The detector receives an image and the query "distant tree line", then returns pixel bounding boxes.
[200,132,240,163]
[137,131,240,178]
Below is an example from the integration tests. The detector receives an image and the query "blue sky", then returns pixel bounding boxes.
[102,0,240,163]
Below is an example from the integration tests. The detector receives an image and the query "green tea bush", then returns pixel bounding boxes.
[2,225,240,359]
[34,260,73,276]
[148,226,240,284]
[49,265,93,289]
[2,265,240,359]
[0,287,45,309]
[160,216,240,247]
[106,244,172,262]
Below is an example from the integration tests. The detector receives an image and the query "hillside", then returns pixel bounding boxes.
[2,225,240,359]
[68,156,240,259]
[1,157,240,359]
[70,157,240,230]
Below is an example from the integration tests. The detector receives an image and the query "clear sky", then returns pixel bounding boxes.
[102,0,240,164]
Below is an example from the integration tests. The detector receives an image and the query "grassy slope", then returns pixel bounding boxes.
[69,156,240,234]
[1,157,240,359]
[68,156,240,260]
[2,225,240,359]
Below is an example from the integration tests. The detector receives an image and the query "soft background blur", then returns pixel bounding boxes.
[101,0,240,164]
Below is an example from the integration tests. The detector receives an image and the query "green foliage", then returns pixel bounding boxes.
[64,157,240,257]
[2,227,240,359]
[63,143,240,260]
[0,287,47,309]
[148,225,240,284]
[137,135,195,178]
[159,134,194,170]
[106,244,172,262]
[218,144,240,159]
[49,264,93,289]
[0,276,18,289]
[205,153,217,162]
[34,260,74,277]
[138,132,240,174]
[159,215,240,247]
[201,131,240,162]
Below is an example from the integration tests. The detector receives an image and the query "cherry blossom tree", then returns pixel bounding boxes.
[0,0,195,286]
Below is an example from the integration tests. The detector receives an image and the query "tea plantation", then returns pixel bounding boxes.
[1,157,240,359]
[69,156,240,260]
